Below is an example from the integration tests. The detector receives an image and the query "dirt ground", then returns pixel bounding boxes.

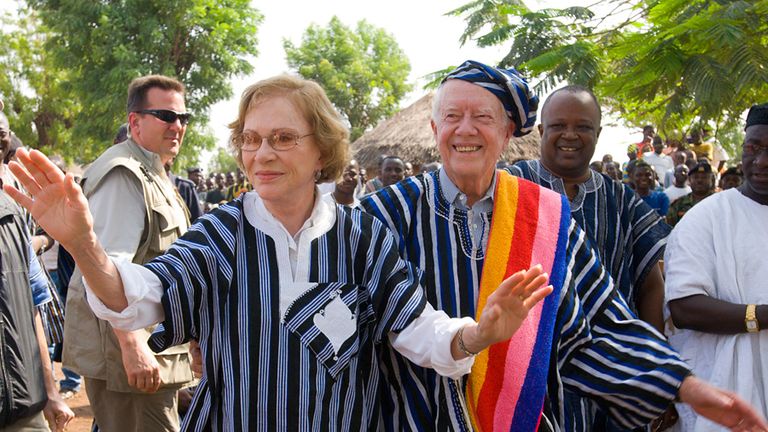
[63,388,93,432]
[53,363,93,432]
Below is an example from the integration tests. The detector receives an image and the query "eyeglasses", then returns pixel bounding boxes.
[233,129,313,152]
[743,141,768,157]
[0,129,12,139]
[134,109,191,126]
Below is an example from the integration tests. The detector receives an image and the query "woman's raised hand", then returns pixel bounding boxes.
[3,148,95,249]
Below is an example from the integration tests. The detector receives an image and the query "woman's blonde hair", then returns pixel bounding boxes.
[228,75,350,183]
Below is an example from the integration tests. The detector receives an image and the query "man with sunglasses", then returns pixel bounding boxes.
[665,103,768,430]
[63,75,194,431]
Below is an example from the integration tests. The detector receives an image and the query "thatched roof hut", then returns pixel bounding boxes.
[351,93,541,170]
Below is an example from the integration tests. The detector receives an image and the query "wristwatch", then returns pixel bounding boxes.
[745,304,760,333]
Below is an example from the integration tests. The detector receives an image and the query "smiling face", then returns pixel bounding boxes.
[632,165,654,194]
[538,90,602,182]
[128,87,186,165]
[241,96,322,210]
[431,80,514,190]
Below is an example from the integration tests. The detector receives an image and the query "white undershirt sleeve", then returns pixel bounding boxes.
[84,257,166,331]
[390,303,476,379]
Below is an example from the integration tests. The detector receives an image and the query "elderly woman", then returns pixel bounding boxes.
[4,75,551,430]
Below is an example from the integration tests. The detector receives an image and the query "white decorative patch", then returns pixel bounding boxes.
[312,296,356,355]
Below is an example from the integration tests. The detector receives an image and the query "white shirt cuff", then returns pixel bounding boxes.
[390,303,476,379]
[83,257,165,331]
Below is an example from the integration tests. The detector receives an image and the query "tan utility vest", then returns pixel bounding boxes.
[63,139,193,392]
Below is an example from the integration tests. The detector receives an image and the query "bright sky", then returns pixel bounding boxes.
[207,0,642,166]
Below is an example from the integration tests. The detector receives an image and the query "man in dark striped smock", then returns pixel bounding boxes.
[364,170,688,431]
[361,61,759,432]
[507,86,672,430]
[509,86,671,331]
[508,160,668,315]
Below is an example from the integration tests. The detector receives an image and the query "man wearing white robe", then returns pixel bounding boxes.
[666,102,768,431]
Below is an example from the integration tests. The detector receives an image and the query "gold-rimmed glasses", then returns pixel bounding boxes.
[233,129,313,152]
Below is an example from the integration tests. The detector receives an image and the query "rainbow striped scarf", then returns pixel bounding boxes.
[466,170,570,432]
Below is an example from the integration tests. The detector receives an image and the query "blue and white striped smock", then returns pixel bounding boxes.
[508,160,674,430]
[508,160,671,309]
[361,171,689,432]
[143,196,426,431]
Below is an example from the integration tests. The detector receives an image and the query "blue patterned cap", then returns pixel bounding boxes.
[443,60,539,137]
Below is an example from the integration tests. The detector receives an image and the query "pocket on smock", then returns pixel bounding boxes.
[282,282,374,379]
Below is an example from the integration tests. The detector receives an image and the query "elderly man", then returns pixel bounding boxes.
[62,75,193,431]
[665,103,768,431]
[362,61,765,432]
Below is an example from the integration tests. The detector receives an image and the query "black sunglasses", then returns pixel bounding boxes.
[134,109,191,125]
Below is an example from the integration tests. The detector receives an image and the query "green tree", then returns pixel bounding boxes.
[0,5,78,158]
[451,0,768,156]
[284,16,412,141]
[23,0,262,166]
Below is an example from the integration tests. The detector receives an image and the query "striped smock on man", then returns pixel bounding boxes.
[508,160,670,309]
[361,171,690,431]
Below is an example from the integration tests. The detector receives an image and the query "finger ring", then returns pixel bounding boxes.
[518,295,525,302]
[737,418,745,426]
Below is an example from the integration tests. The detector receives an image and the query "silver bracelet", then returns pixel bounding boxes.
[457,326,479,356]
